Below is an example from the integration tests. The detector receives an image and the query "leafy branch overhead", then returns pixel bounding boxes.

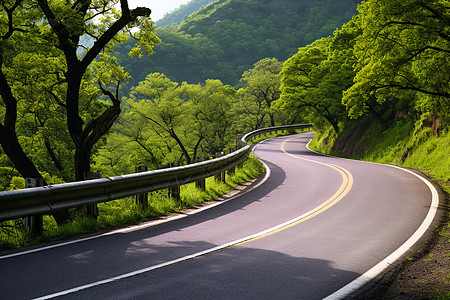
[342,0,449,118]
[278,0,449,133]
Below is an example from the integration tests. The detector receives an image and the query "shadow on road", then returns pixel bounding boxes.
[62,240,360,300]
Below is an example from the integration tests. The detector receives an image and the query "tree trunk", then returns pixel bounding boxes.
[74,105,122,180]
[0,127,42,179]
[170,128,191,164]
[323,115,340,133]
[269,113,275,127]
[75,145,92,181]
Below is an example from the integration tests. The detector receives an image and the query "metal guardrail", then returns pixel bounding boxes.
[0,124,312,222]
[241,124,313,144]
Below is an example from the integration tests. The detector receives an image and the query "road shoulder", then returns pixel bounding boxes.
[349,173,449,299]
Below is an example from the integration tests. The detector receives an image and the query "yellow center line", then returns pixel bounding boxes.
[35,136,357,299]
[232,136,354,246]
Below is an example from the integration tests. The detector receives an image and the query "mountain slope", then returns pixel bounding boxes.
[156,0,217,27]
[115,0,361,88]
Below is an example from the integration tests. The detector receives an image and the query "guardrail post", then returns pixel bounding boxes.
[83,172,101,218]
[168,185,181,201]
[167,163,181,201]
[213,153,226,183]
[215,172,226,183]
[227,148,236,176]
[24,178,45,235]
[215,168,226,183]
[135,166,148,208]
[236,135,245,148]
[195,157,206,191]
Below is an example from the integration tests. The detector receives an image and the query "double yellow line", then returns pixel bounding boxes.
[35,136,355,299]
[234,136,354,246]
[280,138,353,223]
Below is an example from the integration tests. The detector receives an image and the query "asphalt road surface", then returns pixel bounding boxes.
[0,132,439,299]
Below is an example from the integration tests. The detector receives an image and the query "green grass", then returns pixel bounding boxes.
[307,125,339,155]
[0,154,265,251]
[310,120,449,193]
[431,290,450,300]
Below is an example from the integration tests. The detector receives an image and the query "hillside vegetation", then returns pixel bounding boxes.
[114,0,360,88]
[156,0,216,27]
[276,0,449,192]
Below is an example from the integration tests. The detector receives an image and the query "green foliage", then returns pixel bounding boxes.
[431,290,450,300]
[342,0,450,119]
[114,0,361,88]
[9,177,25,190]
[280,0,448,193]
[278,35,355,132]
[0,1,159,190]
[236,58,285,130]
[93,74,238,174]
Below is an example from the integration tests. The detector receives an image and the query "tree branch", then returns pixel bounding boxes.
[0,0,24,40]
[374,83,449,98]
[0,68,18,129]
[82,5,151,69]
[98,80,121,106]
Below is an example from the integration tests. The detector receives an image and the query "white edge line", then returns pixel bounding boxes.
[34,200,328,300]
[0,146,270,260]
[305,140,441,299]
[6,133,439,299]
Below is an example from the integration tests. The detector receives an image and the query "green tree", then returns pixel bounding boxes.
[38,0,158,181]
[278,37,350,132]
[0,0,159,186]
[130,73,196,164]
[97,75,237,175]
[238,58,283,128]
[0,2,45,182]
[343,0,450,119]
[181,79,235,156]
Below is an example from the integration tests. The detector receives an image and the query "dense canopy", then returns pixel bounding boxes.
[114,0,361,88]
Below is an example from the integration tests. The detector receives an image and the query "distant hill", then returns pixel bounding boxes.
[156,0,217,27]
[115,0,361,89]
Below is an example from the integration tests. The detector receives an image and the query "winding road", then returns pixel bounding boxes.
[0,132,439,299]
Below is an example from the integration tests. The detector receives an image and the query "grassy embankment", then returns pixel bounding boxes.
[0,154,265,251]
[309,119,449,193]
[309,118,449,234]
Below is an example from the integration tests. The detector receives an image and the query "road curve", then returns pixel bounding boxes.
[0,132,439,299]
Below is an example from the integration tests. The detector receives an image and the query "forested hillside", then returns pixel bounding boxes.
[156,0,216,27]
[114,0,361,88]
[277,0,449,192]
